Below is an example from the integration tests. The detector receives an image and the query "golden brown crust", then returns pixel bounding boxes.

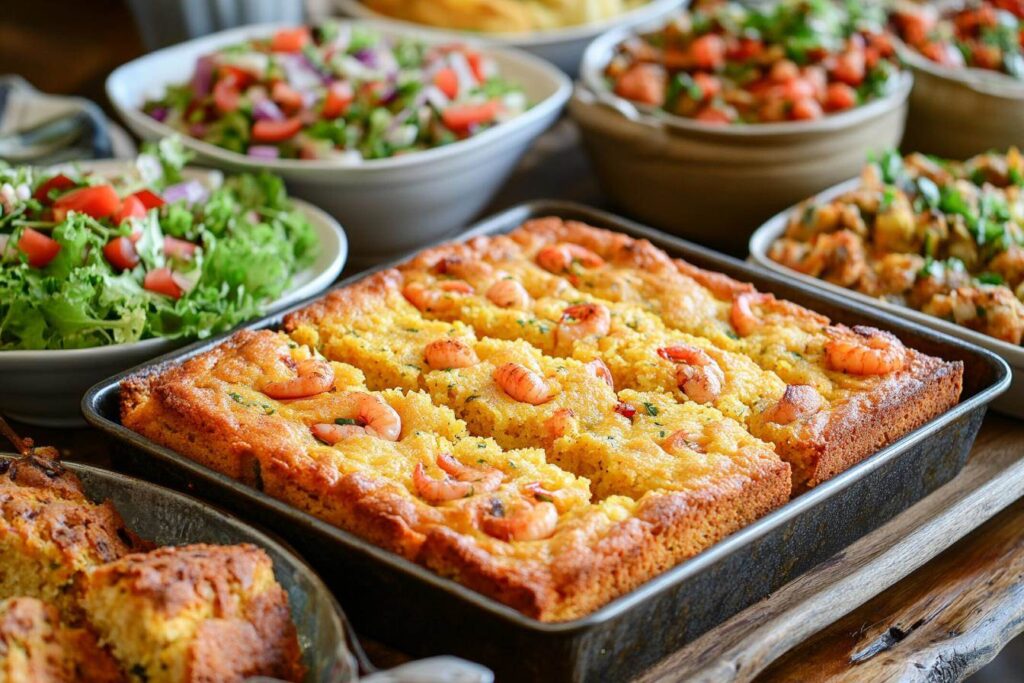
[420,459,790,620]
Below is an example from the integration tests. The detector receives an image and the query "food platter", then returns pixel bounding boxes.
[750,178,1024,419]
[0,160,347,427]
[106,21,572,264]
[83,200,1009,681]
[0,451,358,683]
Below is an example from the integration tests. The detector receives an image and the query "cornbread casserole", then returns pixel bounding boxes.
[0,444,304,683]
[122,218,963,620]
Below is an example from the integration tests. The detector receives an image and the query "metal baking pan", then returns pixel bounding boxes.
[0,453,357,683]
[749,177,1024,419]
[82,201,1010,682]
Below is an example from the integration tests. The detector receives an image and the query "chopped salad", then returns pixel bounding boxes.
[0,139,317,350]
[604,0,901,124]
[892,0,1024,78]
[143,23,528,161]
[769,148,1024,345]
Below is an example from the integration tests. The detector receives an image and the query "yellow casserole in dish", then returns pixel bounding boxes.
[362,0,650,32]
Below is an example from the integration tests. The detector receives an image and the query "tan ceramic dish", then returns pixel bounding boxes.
[571,23,913,253]
[897,39,1024,159]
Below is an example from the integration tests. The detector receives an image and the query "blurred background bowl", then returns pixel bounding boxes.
[107,21,571,268]
[897,43,1024,159]
[331,0,686,75]
[570,23,912,254]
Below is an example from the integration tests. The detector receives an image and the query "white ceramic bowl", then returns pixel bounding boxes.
[749,177,1024,419]
[331,0,685,75]
[0,161,347,428]
[107,21,571,268]
[895,39,1024,158]
[570,20,912,253]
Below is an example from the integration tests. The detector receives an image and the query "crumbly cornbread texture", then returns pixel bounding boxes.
[122,218,963,621]
[81,544,303,683]
[0,597,123,683]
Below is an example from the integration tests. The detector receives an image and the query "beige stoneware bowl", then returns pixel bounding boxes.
[897,41,1024,159]
[571,23,913,253]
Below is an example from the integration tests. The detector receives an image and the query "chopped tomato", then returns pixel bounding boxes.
[321,82,353,119]
[972,43,1003,70]
[103,236,140,271]
[52,184,120,221]
[271,81,304,112]
[614,64,666,106]
[270,27,310,53]
[824,83,857,111]
[728,37,764,61]
[213,77,241,114]
[692,72,721,100]
[464,50,487,81]
[614,401,637,419]
[252,117,303,142]
[17,228,61,268]
[143,268,183,299]
[130,189,165,209]
[32,174,76,204]
[832,50,866,86]
[791,97,824,120]
[690,34,726,71]
[114,195,147,225]
[218,65,254,89]
[695,106,734,124]
[770,60,801,83]
[164,236,197,260]
[779,78,817,102]
[433,68,459,99]
[441,101,502,133]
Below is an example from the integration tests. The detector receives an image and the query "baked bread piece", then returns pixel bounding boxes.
[81,543,303,683]
[0,597,123,683]
[121,329,790,620]
[0,455,141,622]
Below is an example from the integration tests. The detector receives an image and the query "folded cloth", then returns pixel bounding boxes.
[0,75,113,165]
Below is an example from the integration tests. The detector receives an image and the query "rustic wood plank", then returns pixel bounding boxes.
[636,415,1024,683]
[757,497,1024,682]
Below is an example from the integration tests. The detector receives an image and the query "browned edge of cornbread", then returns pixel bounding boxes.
[418,459,790,621]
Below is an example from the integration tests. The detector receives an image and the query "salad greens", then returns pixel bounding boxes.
[0,138,317,350]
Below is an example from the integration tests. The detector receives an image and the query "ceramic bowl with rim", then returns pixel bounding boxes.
[569,19,913,254]
[895,38,1024,159]
[331,0,686,75]
[0,160,347,428]
[749,177,1024,419]
[107,21,571,268]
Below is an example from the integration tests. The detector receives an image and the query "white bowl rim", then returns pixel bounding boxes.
[578,17,915,138]
[748,176,1024,368]
[332,0,686,46]
[0,161,347,361]
[106,20,572,173]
